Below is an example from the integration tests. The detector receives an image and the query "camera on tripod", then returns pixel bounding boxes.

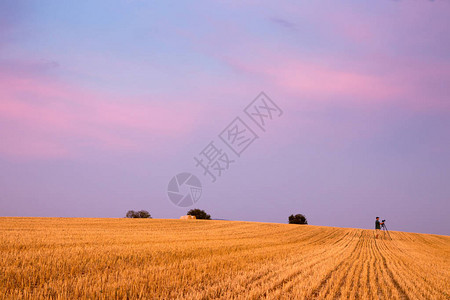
[379,219,391,239]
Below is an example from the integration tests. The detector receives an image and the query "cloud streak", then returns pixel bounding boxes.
[0,61,205,159]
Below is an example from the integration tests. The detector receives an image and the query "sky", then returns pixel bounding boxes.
[0,0,449,235]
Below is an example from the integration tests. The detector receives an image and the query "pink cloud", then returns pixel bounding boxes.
[0,131,70,159]
[265,60,400,100]
[0,66,205,159]
[224,55,400,101]
[222,49,450,113]
[186,1,450,113]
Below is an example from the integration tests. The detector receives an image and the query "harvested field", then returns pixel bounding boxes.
[0,218,448,299]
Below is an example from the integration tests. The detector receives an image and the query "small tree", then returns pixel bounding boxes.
[289,214,308,225]
[187,208,211,220]
[126,210,136,218]
[126,210,151,218]
[137,210,151,218]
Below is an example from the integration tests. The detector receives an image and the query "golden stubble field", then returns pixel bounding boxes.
[0,218,449,299]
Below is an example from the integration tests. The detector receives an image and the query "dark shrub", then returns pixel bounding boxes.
[289,214,308,225]
[126,210,151,218]
[187,209,211,220]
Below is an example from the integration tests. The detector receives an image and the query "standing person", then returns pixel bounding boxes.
[375,217,381,238]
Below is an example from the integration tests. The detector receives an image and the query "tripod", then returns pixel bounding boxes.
[381,222,392,240]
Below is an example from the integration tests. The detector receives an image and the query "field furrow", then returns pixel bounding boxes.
[0,218,448,299]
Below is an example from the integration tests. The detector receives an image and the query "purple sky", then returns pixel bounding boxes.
[1,1,449,235]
